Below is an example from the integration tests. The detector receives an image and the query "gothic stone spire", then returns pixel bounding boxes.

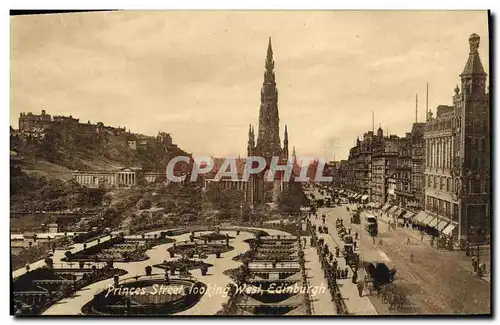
[256,37,282,161]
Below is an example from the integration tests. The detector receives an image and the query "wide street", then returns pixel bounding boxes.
[307,187,490,315]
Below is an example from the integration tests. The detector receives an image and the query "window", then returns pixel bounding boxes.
[472,179,481,194]
[483,179,489,193]
[453,203,459,222]
[446,178,451,192]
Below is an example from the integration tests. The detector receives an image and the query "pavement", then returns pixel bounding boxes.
[303,244,336,315]
[309,214,378,315]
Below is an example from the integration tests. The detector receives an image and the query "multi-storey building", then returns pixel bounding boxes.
[336,160,349,189]
[18,110,53,131]
[394,133,413,208]
[424,33,490,243]
[345,131,374,199]
[356,132,374,198]
[424,105,455,234]
[410,123,426,210]
[371,129,399,206]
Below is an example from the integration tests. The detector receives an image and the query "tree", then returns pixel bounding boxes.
[278,183,306,215]
[64,251,72,260]
[138,199,152,210]
[45,257,54,269]
[106,258,114,269]
[145,265,152,276]
[179,265,191,278]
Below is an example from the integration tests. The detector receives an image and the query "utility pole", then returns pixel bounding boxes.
[415,93,418,123]
[372,111,374,133]
[426,82,429,120]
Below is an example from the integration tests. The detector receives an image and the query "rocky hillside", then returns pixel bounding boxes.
[10,126,190,176]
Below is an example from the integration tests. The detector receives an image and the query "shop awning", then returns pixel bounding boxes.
[396,208,407,218]
[427,215,440,228]
[435,218,450,232]
[442,223,458,235]
[361,195,369,201]
[414,211,429,223]
[338,189,344,194]
[402,210,415,220]
[421,214,436,226]
[381,203,391,211]
[388,206,399,214]
[391,207,401,216]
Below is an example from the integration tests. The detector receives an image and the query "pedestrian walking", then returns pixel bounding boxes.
[372,237,376,245]
[357,281,364,297]
[410,252,414,262]
[353,241,357,250]
[480,262,487,275]
[352,270,358,284]
[420,234,424,242]
[472,257,478,273]
[355,231,359,240]
[406,237,411,245]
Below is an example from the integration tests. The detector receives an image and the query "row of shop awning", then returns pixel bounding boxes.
[376,201,459,235]
[413,211,458,234]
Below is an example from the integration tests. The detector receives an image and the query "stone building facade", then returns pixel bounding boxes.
[73,167,165,188]
[394,133,414,208]
[370,129,399,206]
[424,33,490,242]
[345,131,374,197]
[410,123,426,210]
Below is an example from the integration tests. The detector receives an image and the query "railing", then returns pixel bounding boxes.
[118,273,195,286]
[248,262,300,269]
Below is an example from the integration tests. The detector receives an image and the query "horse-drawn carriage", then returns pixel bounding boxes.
[363,262,406,311]
[363,262,396,289]
[343,243,359,267]
[351,212,361,224]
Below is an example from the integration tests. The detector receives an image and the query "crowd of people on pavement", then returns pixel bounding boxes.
[306,217,348,315]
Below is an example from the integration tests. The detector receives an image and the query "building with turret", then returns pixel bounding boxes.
[424,33,490,243]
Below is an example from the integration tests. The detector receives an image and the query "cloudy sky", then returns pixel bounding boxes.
[10,11,489,160]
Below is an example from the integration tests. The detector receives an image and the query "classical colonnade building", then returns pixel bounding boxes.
[73,167,164,188]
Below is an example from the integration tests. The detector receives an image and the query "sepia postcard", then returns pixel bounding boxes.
[10,10,491,316]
